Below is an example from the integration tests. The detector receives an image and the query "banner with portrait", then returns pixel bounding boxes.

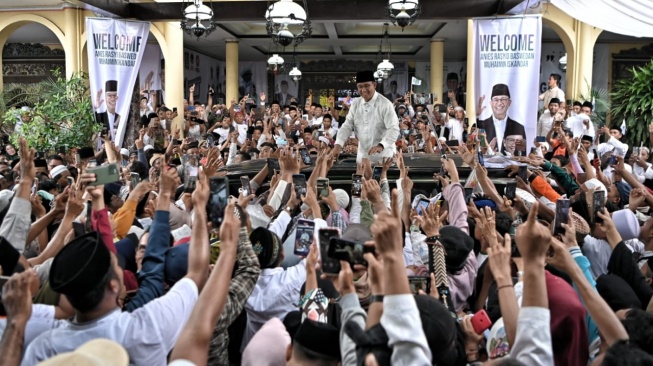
[382,61,408,102]
[138,42,162,106]
[238,61,268,104]
[86,17,150,147]
[274,66,300,107]
[473,15,541,155]
[184,49,225,105]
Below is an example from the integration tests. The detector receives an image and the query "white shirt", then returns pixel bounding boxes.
[444,118,464,142]
[310,116,323,126]
[233,122,248,145]
[242,260,307,351]
[537,110,554,137]
[510,307,554,366]
[633,161,653,183]
[539,86,565,108]
[606,135,629,158]
[335,92,400,163]
[565,113,595,138]
[22,278,198,366]
[212,127,230,145]
[492,115,508,151]
[582,236,644,278]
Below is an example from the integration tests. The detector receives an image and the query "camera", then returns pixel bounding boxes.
[276,29,294,47]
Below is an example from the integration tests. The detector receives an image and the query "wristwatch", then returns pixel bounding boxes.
[377,143,384,149]
[370,294,384,303]
[285,206,293,213]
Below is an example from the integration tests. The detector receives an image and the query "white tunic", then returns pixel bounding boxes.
[335,91,400,163]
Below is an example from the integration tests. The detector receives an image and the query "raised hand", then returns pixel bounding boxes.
[191,167,210,210]
[370,189,403,256]
[515,201,551,265]
[94,89,104,110]
[18,137,36,182]
[219,198,240,248]
[476,95,486,116]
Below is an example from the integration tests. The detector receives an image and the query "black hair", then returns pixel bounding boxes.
[551,155,569,167]
[314,104,323,109]
[550,73,562,85]
[67,166,78,181]
[495,211,512,237]
[47,155,64,163]
[292,343,339,366]
[494,359,528,366]
[304,127,313,134]
[39,180,57,193]
[323,114,333,121]
[129,161,148,181]
[623,308,653,355]
[66,265,118,313]
[237,151,251,161]
[602,340,653,365]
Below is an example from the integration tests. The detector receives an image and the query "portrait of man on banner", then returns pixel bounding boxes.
[93,80,120,140]
[477,83,526,154]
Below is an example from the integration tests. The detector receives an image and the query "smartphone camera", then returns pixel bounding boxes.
[208,177,229,227]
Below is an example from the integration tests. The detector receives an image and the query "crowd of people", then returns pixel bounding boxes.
[0,69,653,366]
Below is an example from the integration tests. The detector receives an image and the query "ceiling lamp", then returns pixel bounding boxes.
[268,54,285,66]
[180,0,217,38]
[386,0,421,30]
[265,0,313,47]
[373,70,385,82]
[289,66,302,81]
[376,23,393,78]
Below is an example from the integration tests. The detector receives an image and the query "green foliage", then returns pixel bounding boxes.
[578,82,610,128]
[610,60,653,148]
[0,69,100,152]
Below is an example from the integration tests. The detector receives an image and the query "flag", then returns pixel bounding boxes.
[621,119,627,135]
[411,76,422,86]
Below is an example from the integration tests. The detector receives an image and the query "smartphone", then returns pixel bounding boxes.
[240,176,252,197]
[206,134,215,148]
[464,187,474,203]
[58,146,66,155]
[535,136,547,143]
[407,145,415,154]
[207,177,229,228]
[317,178,329,198]
[530,147,538,155]
[416,198,430,216]
[294,219,315,256]
[446,140,460,147]
[85,201,93,233]
[408,276,431,295]
[66,176,75,187]
[87,163,120,186]
[173,107,178,113]
[518,165,528,182]
[75,154,81,165]
[479,129,487,148]
[328,237,372,266]
[553,198,571,236]
[592,148,600,161]
[299,148,311,165]
[464,117,469,125]
[246,132,253,141]
[293,174,307,198]
[31,178,39,195]
[505,181,517,200]
[471,309,493,335]
[477,150,485,166]
[351,174,362,198]
[267,158,280,179]
[130,172,140,189]
[592,190,605,225]
[319,228,342,274]
[302,114,309,120]
[372,166,383,182]
[609,155,617,166]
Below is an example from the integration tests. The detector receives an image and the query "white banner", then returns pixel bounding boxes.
[87,18,150,147]
[139,42,162,106]
[238,62,268,104]
[274,68,299,107]
[473,16,541,155]
[383,61,408,102]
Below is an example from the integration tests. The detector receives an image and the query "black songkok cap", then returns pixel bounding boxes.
[356,71,376,84]
[105,80,118,92]
[294,319,341,361]
[491,83,511,98]
[49,231,111,296]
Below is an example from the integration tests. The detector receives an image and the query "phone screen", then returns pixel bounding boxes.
[130,173,140,189]
[505,181,517,200]
[208,177,229,228]
[317,178,329,198]
[267,158,280,179]
[518,166,528,182]
[408,276,431,295]
[299,148,311,165]
[536,136,547,143]
[592,190,605,224]
[477,150,485,166]
[553,198,571,236]
[319,228,341,274]
[294,219,315,256]
[351,174,362,198]
[240,176,252,197]
[293,174,307,198]
[328,238,368,266]
[372,166,383,182]
[417,199,430,215]
[464,187,474,203]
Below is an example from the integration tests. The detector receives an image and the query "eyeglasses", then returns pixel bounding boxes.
[491,97,510,103]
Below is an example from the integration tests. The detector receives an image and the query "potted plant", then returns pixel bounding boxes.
[610,60,653,148]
